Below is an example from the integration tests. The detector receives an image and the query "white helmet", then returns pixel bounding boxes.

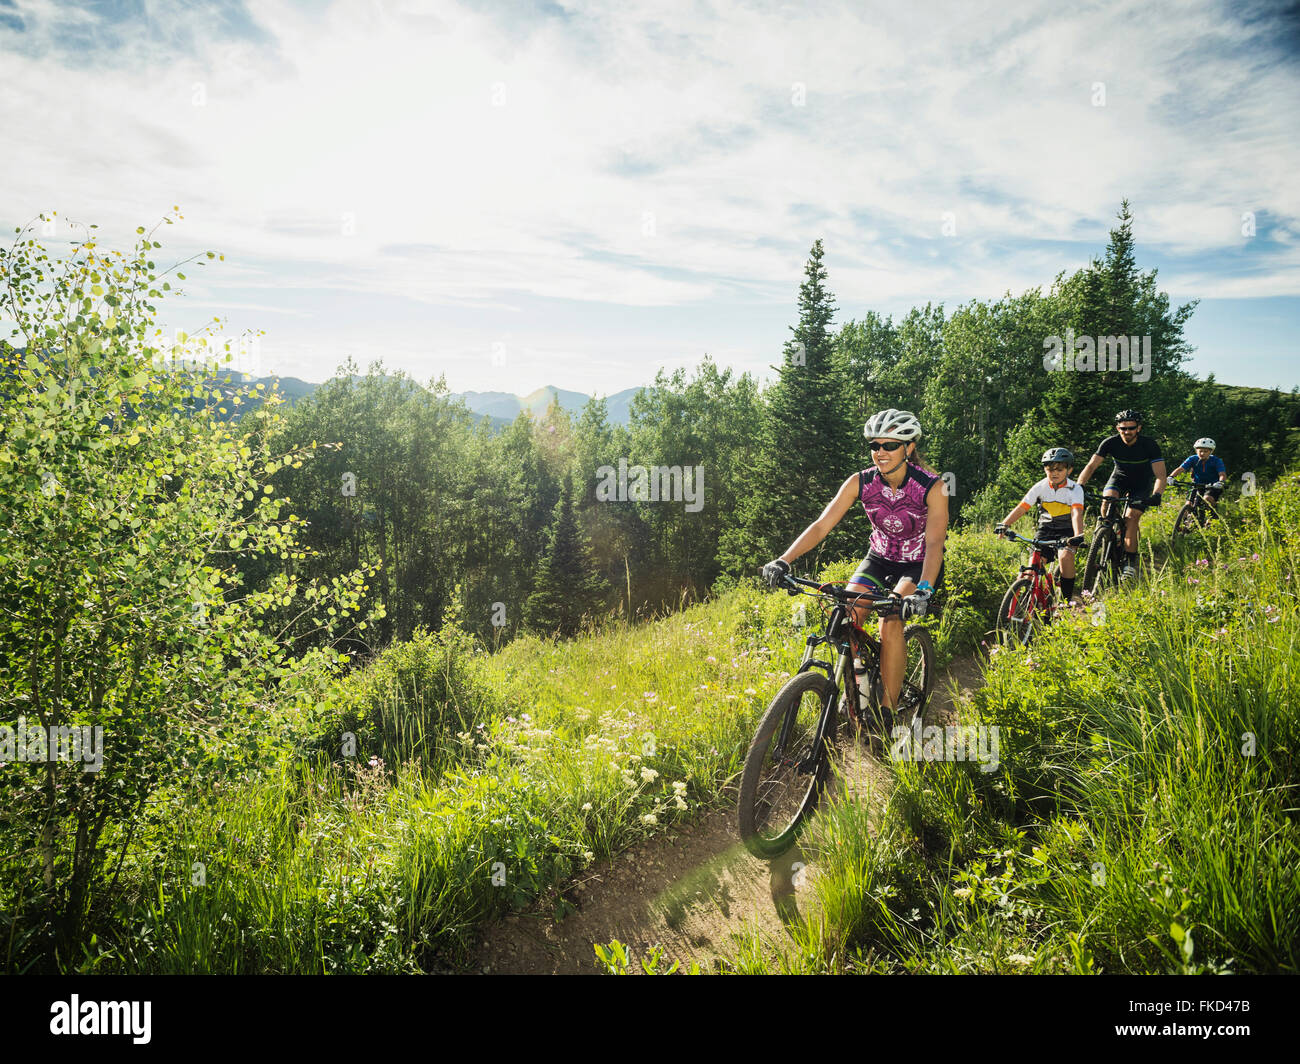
[863,408,922,442]
[1194,437,1216,450]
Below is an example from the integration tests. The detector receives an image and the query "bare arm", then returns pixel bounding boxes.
[1077,454,1103,487]
[1151,460,1167,495]
[778,474,860,564]
[999,502,1030,527]
[919,479,949,587]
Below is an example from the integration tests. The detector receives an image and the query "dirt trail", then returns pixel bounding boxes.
[472,653,985,974]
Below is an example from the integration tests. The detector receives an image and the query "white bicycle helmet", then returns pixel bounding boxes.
[1194,437,1216,450]
[863,408,922,442]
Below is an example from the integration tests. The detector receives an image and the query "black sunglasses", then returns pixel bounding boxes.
[869,441,906,452]
[1117,424,1140,432]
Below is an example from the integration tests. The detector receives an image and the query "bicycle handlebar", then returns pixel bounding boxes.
[780,573,907,611]
[998,529,1081,550]
[1170,476,1217,492]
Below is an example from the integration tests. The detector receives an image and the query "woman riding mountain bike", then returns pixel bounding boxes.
[762,408,948,714]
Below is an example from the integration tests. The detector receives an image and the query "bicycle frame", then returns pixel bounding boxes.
[1003,532,1061,615]
[1089,492,1136,550]
[786,577,903,746]
[1176,479,1213,507]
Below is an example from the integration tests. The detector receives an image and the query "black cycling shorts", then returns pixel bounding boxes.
[848,553,944,595]
[1103,474,1154,510]
[1033,516,1078,560]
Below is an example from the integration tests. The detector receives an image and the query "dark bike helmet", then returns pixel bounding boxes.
[1114,408,1142,425]
[1041,447,1074,465]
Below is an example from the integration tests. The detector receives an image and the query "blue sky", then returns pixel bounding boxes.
[2,0,1298,395]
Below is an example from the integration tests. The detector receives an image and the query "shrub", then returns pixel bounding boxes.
[0,214,374,971]
[300,619,503,772]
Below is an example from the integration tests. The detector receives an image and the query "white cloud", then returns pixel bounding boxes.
[1,0,1297,389]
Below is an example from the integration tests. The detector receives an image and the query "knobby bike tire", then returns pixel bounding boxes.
[895,624,935,732]
[1173,502,1198,542]
[864,624,935,735]
[1083,528,1115,594]
[997,575,1043,648]
[737,670,836,859]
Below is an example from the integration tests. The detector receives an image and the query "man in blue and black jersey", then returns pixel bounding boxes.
[1076,409,1168,579]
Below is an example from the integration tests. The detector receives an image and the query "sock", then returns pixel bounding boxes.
[1125,552,1138,567]
[1060,576,1075,599]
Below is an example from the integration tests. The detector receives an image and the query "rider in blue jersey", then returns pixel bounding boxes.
[1172,437,1226,511]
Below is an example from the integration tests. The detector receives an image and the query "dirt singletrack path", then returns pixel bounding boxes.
[472,653,985,974]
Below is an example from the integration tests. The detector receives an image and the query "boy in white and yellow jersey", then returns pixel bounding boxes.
[994,447,1086,603]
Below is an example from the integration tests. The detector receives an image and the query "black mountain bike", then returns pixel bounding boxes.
[1171,478,1219,542]
[737,574,934,859]
[1081,491,1138,594]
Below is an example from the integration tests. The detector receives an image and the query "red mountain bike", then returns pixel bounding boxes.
[994,529,1079,647]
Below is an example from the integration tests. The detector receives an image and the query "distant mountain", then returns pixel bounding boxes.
[227,378,647,429]
[449,385,645,426]
[1,345,648,428]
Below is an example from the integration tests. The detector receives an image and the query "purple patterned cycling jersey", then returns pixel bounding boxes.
[859,462,938,563]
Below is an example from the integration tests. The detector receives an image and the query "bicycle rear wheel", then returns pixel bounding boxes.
[737,670,836,859]
[996,576,1042,647]
[894,624,935,732]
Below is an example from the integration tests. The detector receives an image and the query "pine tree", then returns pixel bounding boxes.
[723,240,857,571]
[1039,200,1197,459]
[524,473,611,636]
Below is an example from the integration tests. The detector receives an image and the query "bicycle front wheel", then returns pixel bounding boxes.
[1173,502,1198,542]
[997,576,1041,648]
[737,670,836,859]
[1083,530,1113,594]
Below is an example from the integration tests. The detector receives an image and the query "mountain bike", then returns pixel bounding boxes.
[1171,478,1219,542]
[737,574,934,859]
[994,529,1079,647]
[1081,491,1138,594]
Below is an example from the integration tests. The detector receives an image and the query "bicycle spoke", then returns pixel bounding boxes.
[748,691,824,843]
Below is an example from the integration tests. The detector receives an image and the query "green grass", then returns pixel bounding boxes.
[88,590,815,972]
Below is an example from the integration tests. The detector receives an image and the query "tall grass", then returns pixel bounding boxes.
[96,592,809,972]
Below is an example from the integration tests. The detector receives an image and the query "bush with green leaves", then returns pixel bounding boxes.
[0,213,376,970]
[299,608,504,772]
